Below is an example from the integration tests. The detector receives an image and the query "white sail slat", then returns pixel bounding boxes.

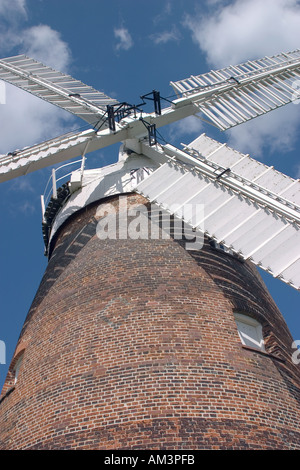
[171,49,300,130]
[186,134,300,207]
[135,138,300,289]
[0,55,118,125]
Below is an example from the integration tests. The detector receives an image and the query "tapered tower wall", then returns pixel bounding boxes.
[0,192,299,450]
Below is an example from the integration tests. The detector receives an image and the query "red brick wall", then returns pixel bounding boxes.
[1,193,299,449]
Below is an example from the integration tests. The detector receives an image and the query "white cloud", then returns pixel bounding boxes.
[185,0,300,68]
[0,2,74,155]
[151,26,181,45]
[153,1,172,25]
[184,0,300,158]
[114,27,133,51]
[227,104,300,156]
[17,199,36,214]
[0,0,27,21]
[20,25,71,71]
[167,115,204,144]
[0,0,27,52]
[0,84,74,154]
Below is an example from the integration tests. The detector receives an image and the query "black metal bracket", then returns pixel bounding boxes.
[95,102,145,132]
[228,76,240,85]
[94,89,170,136]
[140,118,157,146]
[140,90,161,115]
[107,105,116,131]
[215,168,231,179]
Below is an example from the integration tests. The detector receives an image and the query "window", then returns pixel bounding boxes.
[13,352,24,384]
[234,313,265,352]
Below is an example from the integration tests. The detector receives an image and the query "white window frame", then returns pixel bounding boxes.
[234,313,265,352]
[13,354,24,384]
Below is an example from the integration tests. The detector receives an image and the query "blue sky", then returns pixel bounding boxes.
[0,0,300,390]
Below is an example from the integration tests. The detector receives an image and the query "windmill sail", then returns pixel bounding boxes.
[0,125,135,183]
[0,55,118,125]
[0,129,96,182]
[0,51,300,290]
[134,136,300,290]
[1,50,300,182]
[171,49,300,130]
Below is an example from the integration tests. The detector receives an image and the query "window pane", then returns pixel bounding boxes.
[234,314,265,351]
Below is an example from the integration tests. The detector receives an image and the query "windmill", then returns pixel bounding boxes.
[0,50,299,450]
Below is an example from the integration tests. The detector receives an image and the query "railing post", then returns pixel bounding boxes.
[52,168,57,199]
[41,195,46,223]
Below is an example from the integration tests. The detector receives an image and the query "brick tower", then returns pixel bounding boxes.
[0,149,300,450]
